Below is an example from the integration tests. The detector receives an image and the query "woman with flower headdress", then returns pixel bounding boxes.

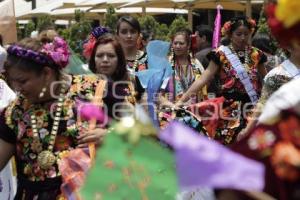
[232,3,300,198]
[84,27,144,115]
[0,36,107,199]
[177,16,267,145]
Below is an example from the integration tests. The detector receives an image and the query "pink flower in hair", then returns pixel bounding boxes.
[41,36,70,69]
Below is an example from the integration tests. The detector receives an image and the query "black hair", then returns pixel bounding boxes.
[229,16,253,34]
[196,26,213,44]
[252,33,273,54]
[116,16,141,34]
[141,29,154,41]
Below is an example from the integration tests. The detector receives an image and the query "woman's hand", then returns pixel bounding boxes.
[77,128,107,148]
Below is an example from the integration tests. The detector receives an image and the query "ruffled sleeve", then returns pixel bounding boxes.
[207,49,222,67]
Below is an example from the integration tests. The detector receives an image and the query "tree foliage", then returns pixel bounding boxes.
[104,5,118,33]
[36,15,54,32]
[24,20,36,38]
[168,16,189,38]
[256,5,279,54]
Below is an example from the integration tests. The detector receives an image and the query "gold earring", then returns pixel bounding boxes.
[39,87,47,98]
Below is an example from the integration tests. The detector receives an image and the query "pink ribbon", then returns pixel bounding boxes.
[212,5,223,48]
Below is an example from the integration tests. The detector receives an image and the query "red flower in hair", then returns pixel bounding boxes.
[83,36,96,60]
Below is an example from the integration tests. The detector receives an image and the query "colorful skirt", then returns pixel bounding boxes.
[158,97,248,145]
[188,97,247,145]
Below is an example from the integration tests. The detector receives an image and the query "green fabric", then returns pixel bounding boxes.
[80,129,177,200]
[63,49,92,75]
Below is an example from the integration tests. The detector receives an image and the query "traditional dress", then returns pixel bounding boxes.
[252,59,300,121]
[191,45,267,144]
[233,77,300,200]
[0,75,131,200]
[126,51,148,74]
[0,79,16,200]
[158,55,207,134]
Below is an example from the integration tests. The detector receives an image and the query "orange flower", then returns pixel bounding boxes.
[271,141,300,181]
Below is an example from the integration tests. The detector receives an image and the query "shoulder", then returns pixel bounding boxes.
[264,62,290,81]
[192,57,205,72]
[4,97,25,129]
[259,78,300,123]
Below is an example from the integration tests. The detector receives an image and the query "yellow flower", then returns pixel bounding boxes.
[275,0,300,28]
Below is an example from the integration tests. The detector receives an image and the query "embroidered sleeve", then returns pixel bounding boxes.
[0,109,16,144]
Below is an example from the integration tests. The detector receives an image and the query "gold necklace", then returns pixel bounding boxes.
[31,84,66,170]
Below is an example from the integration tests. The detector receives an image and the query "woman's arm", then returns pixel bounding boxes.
[177,61,219,104]
[0,139,15,171]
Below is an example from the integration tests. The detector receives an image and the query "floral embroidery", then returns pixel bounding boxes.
[216,46,263,97]
[5,75,101,181]
[247,110,300,182]
[271,141,300,181]
[248,129,276,153]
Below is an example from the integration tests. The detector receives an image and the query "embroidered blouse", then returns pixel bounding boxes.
[0,75,130,182]
[208,46,267,103]
[162,56,205,103]
[232,109,300,200]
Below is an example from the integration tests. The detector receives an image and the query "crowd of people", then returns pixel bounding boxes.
[0,0,300,199]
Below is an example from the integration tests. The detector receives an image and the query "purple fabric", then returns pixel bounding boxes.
[159,122,265,191]
[91,26,109,39]
[212,5,223,48]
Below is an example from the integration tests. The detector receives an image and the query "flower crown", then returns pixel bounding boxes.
[221,18,256,36]
[83,26,109,59]
[7,36,70,69]
[266,0,300,47]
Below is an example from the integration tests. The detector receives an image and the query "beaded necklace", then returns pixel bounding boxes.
[30,83,66,170]
[126,50,142,72]
[229,44,250,71]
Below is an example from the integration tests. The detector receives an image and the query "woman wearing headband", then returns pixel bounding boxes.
[177,16,267,144]
[0,37,106,199]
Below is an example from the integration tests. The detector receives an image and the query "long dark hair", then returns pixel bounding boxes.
[89,34,128,81]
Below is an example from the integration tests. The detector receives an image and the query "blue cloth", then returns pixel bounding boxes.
[136,40,172,126]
